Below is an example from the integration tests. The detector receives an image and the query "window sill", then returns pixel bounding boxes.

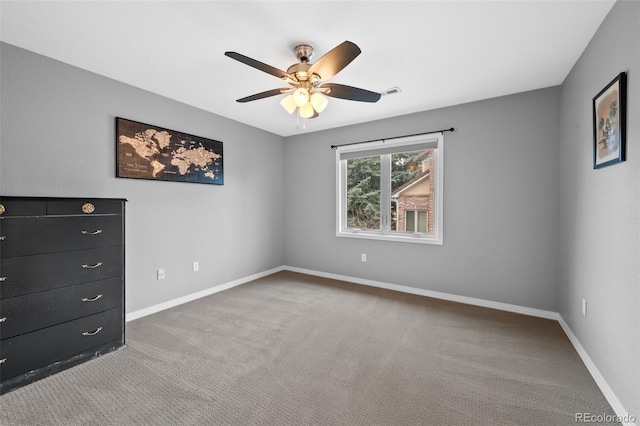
[337,230,443,245]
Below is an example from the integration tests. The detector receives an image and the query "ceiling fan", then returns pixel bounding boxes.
[224,41,381,119]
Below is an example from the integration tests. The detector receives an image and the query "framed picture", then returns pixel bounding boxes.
[593,72,626,169]
[116,118,223,185]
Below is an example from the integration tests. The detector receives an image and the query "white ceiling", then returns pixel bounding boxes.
[0,0,615,137]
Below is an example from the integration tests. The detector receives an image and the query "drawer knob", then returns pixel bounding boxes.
[82,327,103,336]
[0,204,4,215]
[0,236,6,241]
[81,229,103,236]
[82,203,96,214]
[81,262,103,269]
[0,317,6,323]
[0,358,6,364]
[81,294,103,302]
[0,277,6,282]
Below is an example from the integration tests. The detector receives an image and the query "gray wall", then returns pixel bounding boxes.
[559,0,639,416]
[284,87,561,311]
[0,42,286,313]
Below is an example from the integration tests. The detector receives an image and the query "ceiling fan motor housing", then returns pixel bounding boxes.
[288,45,322,86]
[287,62,319,85]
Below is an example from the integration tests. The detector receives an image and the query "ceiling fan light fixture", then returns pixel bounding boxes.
[280,95,297,114]
[310,92,328,113]
[293,88,310,107]
[299,102,314,118]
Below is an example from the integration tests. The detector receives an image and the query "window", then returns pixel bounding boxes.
[405,210,428,233]
[336,133,443,244]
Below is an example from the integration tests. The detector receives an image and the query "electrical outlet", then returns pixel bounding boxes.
[582,299,587,316]
[193,261,199,272]
[157,268,166,280]
[361,253,367,262]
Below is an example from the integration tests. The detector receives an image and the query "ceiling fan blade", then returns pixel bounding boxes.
[320,83,381,103]
[236,88,289,103]
[308,41,361,80]
[225,51,291,80]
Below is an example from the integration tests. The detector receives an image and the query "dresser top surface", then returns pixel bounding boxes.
[0,196,127,202]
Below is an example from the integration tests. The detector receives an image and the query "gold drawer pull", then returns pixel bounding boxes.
[0,203,4,215]
[81,294,103,302]
[0,358,6,364]
[82,203,95,214]
[0,317,6,323]
[81,229,103,236]
[81,262,103,269]
[82,327,102,336]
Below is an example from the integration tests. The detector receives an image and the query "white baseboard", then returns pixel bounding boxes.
[125,266,285,322]
[283,265,559,320]
[558,318,637,426]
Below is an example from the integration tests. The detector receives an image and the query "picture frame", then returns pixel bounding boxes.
[593,72,626,169]
[116,117,223,185]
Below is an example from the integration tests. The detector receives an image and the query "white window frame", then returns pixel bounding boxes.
[336,133,444,245]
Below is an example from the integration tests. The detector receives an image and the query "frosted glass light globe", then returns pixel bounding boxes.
[293,88,310,107]
[280,95,296,114]
[310,93,328,113]
[299,102,314,118]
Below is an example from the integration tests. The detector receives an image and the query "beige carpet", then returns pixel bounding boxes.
[0,271,617,425]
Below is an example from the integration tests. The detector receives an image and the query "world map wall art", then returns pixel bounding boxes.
[116,117,224,185]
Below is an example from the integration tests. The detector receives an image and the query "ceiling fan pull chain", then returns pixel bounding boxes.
[296,114,307,131]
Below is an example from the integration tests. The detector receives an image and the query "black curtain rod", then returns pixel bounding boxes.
[330,127,454,149]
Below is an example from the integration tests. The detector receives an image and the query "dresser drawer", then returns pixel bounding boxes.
[0,277,122,339]
[0,215,122,257]
[47,199,123,216]
[1,246,122,299]
[0,307,123,381]
[0,199,46,217]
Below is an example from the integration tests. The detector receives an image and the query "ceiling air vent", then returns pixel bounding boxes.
[381,86,402,96]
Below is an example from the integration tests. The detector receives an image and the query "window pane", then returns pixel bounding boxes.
[391,149,434,235]
[346,156,380,230]
[391,150,431,193]
[418,211,428,233]
[406,210,415,232]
